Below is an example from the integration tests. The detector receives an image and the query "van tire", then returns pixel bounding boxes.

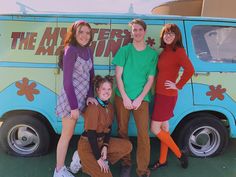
[177,114,228,157]
[0,115,50,157]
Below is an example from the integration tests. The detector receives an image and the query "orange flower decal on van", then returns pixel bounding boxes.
[146,37,156,47]
[15,77,40,101]
[206,85,226,101]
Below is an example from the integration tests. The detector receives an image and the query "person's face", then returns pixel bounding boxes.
[131,23,146,43]
[75,25,91,46]
[163,31,175,45]
[96,82,112,101]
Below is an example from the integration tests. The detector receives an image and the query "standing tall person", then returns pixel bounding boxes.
[150,24,194,170]
[112,19,158,177]
[54,20,97,177]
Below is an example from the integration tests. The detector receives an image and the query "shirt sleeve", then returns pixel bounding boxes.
[149,51,158,76]
[84,104,99,131]
[112,45,127,67]
[176,48,195,89]
[63,46,78,110]
[87,48,94,98]
[87,130,101,160]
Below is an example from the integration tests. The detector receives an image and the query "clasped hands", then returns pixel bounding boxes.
[123,96,143,110]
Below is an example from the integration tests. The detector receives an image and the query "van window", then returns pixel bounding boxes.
[191,25,236,63]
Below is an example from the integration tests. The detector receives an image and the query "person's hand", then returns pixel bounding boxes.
[101,146,108,160]
[97,158,109,173]
[70,109,79,120]
[86,97,98,105]
[132,96,143,110]
[165,80,178,90]
[123,96,133,110]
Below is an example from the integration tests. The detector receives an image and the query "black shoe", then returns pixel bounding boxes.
[149,160,168,171]
[178,150,188,169]
[120,165,131,177]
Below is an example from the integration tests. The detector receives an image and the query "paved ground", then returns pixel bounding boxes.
[0,136,236,177]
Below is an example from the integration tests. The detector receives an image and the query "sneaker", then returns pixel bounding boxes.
[69,150,82,174]
[178,150,188,169]
[53,166,75,177]
[120,165,131,177]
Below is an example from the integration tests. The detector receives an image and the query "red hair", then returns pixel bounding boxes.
[64,20,93,48]
[160,24,184,51]
[58,20,93,69]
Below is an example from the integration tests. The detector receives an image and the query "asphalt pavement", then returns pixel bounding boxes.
[0,136,236,177]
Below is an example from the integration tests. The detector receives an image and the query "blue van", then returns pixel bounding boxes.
[0,13,236,157]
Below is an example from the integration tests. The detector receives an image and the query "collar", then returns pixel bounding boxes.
[96,97,109,108]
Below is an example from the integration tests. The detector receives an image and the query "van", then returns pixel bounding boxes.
[0,13,236,157]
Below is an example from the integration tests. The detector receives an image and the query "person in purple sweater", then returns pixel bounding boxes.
[54,20,97,177]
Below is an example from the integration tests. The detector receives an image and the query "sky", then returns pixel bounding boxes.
[1,0,172,14]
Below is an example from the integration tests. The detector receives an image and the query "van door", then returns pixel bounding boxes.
[172,18,236,157]
[185,21,236,117]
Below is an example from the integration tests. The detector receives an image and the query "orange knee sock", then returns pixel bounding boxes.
[159,142,168,164]
[157,130,181,158]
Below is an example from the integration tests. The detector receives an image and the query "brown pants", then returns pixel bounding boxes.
[114,95,150,177]
[78,137,132,177]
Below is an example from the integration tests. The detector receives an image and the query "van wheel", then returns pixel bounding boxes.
[177,114,228,157]
[0,115,50,157]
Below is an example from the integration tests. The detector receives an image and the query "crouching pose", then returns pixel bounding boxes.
[78,75,132,177]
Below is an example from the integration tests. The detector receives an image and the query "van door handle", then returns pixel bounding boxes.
[194,72,210,77]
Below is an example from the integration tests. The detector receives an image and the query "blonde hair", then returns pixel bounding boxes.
[129,18,147,31]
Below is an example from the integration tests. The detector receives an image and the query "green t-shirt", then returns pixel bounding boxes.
[112,43,158,102]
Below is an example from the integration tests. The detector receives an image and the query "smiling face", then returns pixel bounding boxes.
[96,82,112,101]
[75,25,91,46]
[131,23,146,43]
[160,24,183,49]
[163,31,176,45]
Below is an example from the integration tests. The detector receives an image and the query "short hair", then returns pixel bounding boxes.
[160,23,184,51]
[94,75,114,90]
[129,18,147,31]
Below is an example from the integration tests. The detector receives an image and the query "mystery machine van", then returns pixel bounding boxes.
[0,13,236,158]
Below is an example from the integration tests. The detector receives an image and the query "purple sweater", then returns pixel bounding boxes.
[63,45,94,110]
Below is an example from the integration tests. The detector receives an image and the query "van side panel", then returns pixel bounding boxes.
[184,20,236,137]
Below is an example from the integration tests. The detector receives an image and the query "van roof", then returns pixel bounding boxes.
[1,13,236,23]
